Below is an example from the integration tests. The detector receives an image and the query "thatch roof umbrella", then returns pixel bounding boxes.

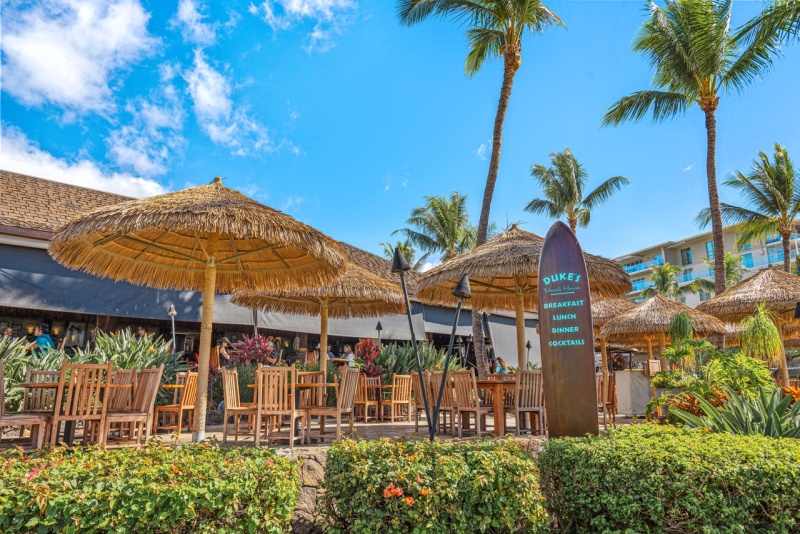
[592,298,636,373]
[600,294,727,361]
[230,262,405,372]
[415,225,631,368]
[697,268,800,385]
[49,177,345,442]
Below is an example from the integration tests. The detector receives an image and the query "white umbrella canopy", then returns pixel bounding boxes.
[50,177,345,441]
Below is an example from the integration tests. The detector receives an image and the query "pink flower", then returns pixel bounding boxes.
[265,459,274,466]
[24,468,40,480]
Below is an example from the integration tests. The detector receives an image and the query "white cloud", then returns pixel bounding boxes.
[281,196,305,212]
[184,49,272,154]
[682,162,696,172]
[477,143,488,160]
[1,0,156,116]
[1,124,167,198]
[107,82,186,176]
[171,0,218,45]
[420,261,438,273]
[249,0,356,51]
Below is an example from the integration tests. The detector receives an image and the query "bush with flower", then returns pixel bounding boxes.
[0,441,298,533]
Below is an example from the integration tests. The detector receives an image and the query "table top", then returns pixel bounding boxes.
[16,382,132,389]
[247,383,337,389]
[160,384,184,389]
[475,379,516,387]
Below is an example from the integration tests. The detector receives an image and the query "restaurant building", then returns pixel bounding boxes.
[0,170,539,368]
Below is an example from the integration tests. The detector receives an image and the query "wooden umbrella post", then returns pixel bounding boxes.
[320,302,329,373]
[658,331,667,370]
[779,322,791,387]
[193,233,218,443]
[515,290,526,368]
[600,336,608,374]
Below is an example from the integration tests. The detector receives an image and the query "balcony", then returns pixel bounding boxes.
[765,234,800,245]
[623,258,664,274]
[676,251,797,285]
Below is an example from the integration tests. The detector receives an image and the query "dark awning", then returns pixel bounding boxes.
[485,313,540,369]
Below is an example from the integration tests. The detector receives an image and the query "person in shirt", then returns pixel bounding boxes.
[342,344,355,367]
[2,326,15,340]
[31,324,55,358]
[495,358,509,374]
[327,344,335,360]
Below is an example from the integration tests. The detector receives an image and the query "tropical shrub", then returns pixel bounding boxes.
[672,386,800,438]
[705,350,775,394]
[355,338,382,378]
[375,342,458,384]
[211,363,257,406]
[0,442,299,533]
[229,334,277,366]
[537,425,800,532]
[323,438,549,533]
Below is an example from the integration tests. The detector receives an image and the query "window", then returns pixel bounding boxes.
[632,278,645,292]
[680,247,693,266]
[741,253,753,268]
[678,295,687,304]
[682,268,694,282]
[653,253,664,266]
[699,290,712,302]
[705,241,714,259]
[736,233,751,251]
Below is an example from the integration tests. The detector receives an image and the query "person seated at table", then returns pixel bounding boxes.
[264,340,278,366]
[495,358,509,374]
[31,324,55,359]
[342,344,355,367]
[327,344,335,360]
[215,337,231,367]
[2,325,16,341]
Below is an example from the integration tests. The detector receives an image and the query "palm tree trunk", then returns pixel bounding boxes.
[473,61,518,378]
[704,109,727,294]
[782,232,792,272]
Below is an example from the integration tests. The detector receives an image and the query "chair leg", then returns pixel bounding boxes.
[33,424,44,450]
[223,410,229,443]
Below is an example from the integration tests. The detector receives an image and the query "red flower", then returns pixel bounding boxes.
[383,482,395,498]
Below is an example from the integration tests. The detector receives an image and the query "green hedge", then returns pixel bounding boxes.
[537,425,800,532]
[323,438,549,533]
[0,442,299,533]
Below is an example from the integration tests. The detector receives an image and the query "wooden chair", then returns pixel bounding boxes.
[17,369,59,440]
[107,369,137,411]
[513,370,545,436]
[102,365,164,449]
[354,374,381,423]
[789,378,799,389]
[155,371,197,434]
[222,368,257,444]
[306,367,359,442]
[453,370,493,438]
[380,375,412,423]
[411,371,430,432]
[428,371,457,435]
[253,365,305,449]
[597,373,617,429]
[49,362,113,446]
[0,363,47,449]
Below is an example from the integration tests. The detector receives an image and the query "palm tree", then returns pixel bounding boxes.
[697,144,799,273]
[737,0,800,46]
[641,262,688,299]
[524,147,629,233]
[380,240,430,272]
[393,192,477,262]
[690,252,747,293]
[603,0,784,295]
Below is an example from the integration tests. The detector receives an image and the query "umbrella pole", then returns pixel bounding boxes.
[779,323,791,387]
[515,292,526,369]
[320,304,329,373]
[600,337,608,374]
[658,332,667,371]
[193,234,218,443]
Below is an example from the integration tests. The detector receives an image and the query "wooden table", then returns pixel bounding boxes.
[476,379,516,436]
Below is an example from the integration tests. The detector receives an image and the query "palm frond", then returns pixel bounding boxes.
[582,175,630,209]
[465,27,504,76]
[602,90,691,126]
[524,198,561,219]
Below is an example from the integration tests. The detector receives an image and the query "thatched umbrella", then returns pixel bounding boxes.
[230,262,405,371]
[415,225,631,367]
[600,294,727,361]
[592,298,636,373]
[697,268,800,385]
[49,177,345,441]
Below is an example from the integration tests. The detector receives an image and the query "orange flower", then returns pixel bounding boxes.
[419,488,431,496]
[171,466,180,474]
[264,459,274,466]
[383,483,395,498]
[404,496,415,506]
[393,487,404,497]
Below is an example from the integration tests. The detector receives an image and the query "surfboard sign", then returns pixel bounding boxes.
[537,221,599,437]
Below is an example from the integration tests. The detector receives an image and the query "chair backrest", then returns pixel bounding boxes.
[605,373,616,405]
[411,371,427,408]
[107,368,137,411]
[298,370,325,408]
[132,365,164,413]
[355,373,367,403]
[255,365,296,412]
[180,372,198,409]
[453,370,480,410]
[221,368,242,410]
[515,370,544,410]
[429,371,455,408]
[23,369,61,412]
[173,372,188,403]
[338,367,360,412]
[789,378,799,389]
[391,375,412,402]
[53,362,113,418]
[647,359,662,376]
[365,377,382,402]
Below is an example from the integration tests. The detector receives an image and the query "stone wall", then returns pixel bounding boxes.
[276,448,328,534]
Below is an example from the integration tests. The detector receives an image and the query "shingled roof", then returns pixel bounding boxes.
[0,170,130,237]
[0,169,414,291]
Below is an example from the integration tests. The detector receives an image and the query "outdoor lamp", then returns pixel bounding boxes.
[794,302,800,319]
[393,246,432,438]
[167,304,178,367]
[431,274,472,441]
[376,321,383,348]
[525,340,532,369]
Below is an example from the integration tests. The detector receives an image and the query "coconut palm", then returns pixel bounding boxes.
[737,0,800,46]
[524,147,629,233]
[380,239,430,272]
[690,252,748,294]
[641,262,689,299]
[603,0,784,295]
[397,0,564,247]
[393,192,477,262]
[697,144,799,273]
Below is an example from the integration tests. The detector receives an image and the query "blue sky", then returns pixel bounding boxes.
[2,0,799,265]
